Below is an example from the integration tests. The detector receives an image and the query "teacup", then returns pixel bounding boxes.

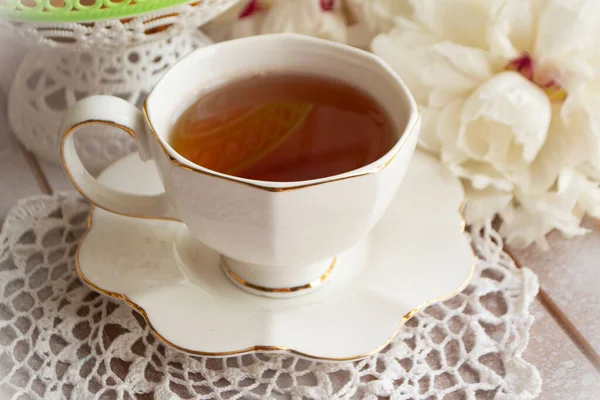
[59,34,420,298]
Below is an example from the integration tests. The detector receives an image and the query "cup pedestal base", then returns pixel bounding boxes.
[174,228,337,298]
[221,257,337,298]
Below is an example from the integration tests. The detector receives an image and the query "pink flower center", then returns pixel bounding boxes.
[507,53,567,102]
[320,0,335,11]
[239,0,334,19]
[239,0,262,19]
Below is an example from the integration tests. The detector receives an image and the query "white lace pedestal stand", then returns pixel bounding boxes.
[2,1,237,173]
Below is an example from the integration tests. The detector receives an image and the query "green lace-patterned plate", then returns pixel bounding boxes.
[0,0,213,22]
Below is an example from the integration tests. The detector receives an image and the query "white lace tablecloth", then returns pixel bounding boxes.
[0,193,541,399]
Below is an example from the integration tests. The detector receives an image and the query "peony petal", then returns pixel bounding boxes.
[579,181,600,219]
[499,205,553,250]
[578,162,600,182]
[436,98,515,192]
[500,202,587,249]
[257,0,347,42]
[463,183,513,225]
[437,97,470,164]
[527,106,568,194]
[418,107,442,153]
[532,88,600,194]
[409,0,491,49]
[487,0,536,66]
[372,24,493,107]
[535,0,600,84]
[346,0,413,35]
[315,11,348,43]
[449,160,514,191]
[458,71,551,174]
[501,168,591,248]
[560,78,600,165]
[422,41,494,93]
[563,169,600,220]
[560,106,600,166]
[371,24,438,104]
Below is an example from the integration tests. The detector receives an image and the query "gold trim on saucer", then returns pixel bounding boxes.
[75,206,475,362]
[222,257,337,294]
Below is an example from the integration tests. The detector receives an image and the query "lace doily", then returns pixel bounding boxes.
[0,193,542,399]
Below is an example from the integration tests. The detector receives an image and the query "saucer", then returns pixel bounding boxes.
[77,150,473,361]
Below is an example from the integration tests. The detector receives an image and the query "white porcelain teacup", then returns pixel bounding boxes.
[60,34,420,298]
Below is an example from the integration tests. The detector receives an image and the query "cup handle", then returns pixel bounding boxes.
[59,95,177,220]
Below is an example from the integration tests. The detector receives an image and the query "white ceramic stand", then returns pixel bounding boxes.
[1,0,238,171]
[7,31,210,173]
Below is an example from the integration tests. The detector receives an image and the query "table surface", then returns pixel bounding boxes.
[1,45,599,400]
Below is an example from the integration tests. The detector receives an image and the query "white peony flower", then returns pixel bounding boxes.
[204,0,349,44]
[372,0,600,248]
[344,0,413,47]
